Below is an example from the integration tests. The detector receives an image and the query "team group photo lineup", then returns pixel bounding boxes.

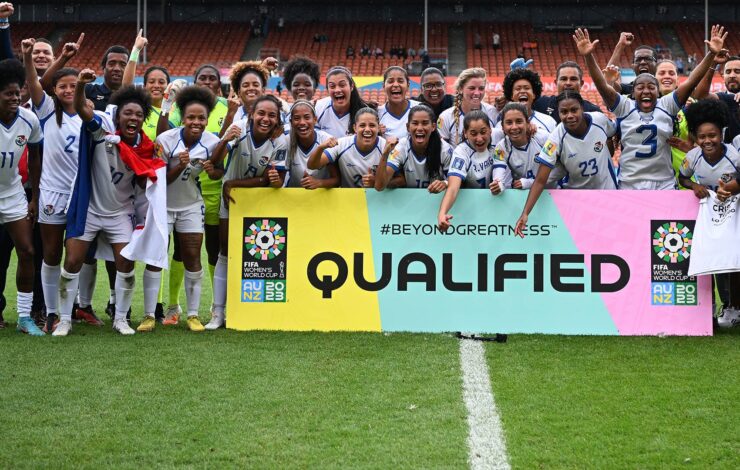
[1,0,740,338]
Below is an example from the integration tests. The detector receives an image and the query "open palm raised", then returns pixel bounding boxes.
[573,28,599,56]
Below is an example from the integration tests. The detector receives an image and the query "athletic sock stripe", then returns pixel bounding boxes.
[459,338,511,470]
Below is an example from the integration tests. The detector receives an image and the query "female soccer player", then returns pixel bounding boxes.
[573,25,727,189]
[500,68,557,136]
[221,61,271,133]
[56,70,156,336]
[308,107,389,188]
[437,68,499,148]
[493,103,562,189]
[136,86,230,332]
[375,104,452,191]
[417,67,454,118]
[680,99,740,325]
[514,91,618,237]
[208,95,288,330]
[378,66,419,139]
[437,110,507,230]
[286,100,339,189]
[0,58,43,335]
[315,66,369,138]
[282,56,320,102]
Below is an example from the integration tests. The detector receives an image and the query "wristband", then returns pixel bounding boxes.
[129,48,140,63]
[0,18,9,24]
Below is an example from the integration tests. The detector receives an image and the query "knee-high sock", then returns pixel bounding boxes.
[184,269,203,316]
[143,269,161,317]
[58,269,80,322]
[114,270,135,322]
[78,262,97,308]
[158,268,166,304]
[208,263,216,285]
[168,259,184,307]
[41,262,61,314]
[212,254,227,315]
[17,291,33,318]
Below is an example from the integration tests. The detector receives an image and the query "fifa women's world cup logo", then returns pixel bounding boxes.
[241,218,288,303]
[245,219,286,260]
[652,222,692,263]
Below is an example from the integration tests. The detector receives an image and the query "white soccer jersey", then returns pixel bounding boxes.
[679,144,740,191]
[324,135,387,188]
[387,137,453,188]
[491,110,558,146]
[437,102,500,148]
[315,96,350,138]
[611,91,681,184]
[378,99,420,139]
[33,93,81,193]
[156,128,223,211]
[286,130,333,188]
[86,113,138,216]
[493,129,563,189]
[447,141,504,189]
[0,106,42,198]
[536,112,618,190]
[224,119,288,183]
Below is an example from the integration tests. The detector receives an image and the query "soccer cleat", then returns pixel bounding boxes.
[31,309,47,328]
[71,303,80,322]
[75,306,104,326]
[137,316,156,332]
[204,311,224,330]
[717,307,740,328]
[17,317,45,336]
[154,303,165,323]
[105,302,115,320]
[162,305,181,326]
[113,319,136,335]
[43,313,59,333]
[186,316,205,332]
[52,320,73,337]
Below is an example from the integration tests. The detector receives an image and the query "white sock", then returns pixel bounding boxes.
[143,269,161,317]
[212,254,227,315]
[41,261,61,314]
[78,262,97,308]
[57,269,80,322]
[16,291,33,318]
[184,269,203,316]
[109,288,116,305]
[114,270,135,322]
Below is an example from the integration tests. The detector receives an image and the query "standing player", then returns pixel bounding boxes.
[375,104,452,191]
[693,54,740,143]
[0,58,43,335]
[315,67,370,138]
[500,68,556,135]
[416,67,454,119]
[574,26,727,190]
[514,91,618,237]
[532,61,602,123]
[285,100,340,189]
[85,45,128,111]
[606,32,659,96]
[378,66,420,139]
[282,56,320,103]
[208,95,288,329]
[308,108,389,188]
[437,110,506,231]
[437,68,499,148]
[221,61,270,134]
[138,86,229,332]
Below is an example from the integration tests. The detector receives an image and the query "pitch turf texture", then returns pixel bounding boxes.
[0,257,738,468]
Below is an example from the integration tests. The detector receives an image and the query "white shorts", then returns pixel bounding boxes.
[38,190,70,225]
[0,188,28,224]
[218,197,229,220]
[619,179,676,190]
[168,204,205,234]
[74,212,135,244]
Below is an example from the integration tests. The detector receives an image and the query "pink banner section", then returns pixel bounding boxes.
[549,190,712,336]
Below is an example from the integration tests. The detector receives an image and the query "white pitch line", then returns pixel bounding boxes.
[459,338,511,470]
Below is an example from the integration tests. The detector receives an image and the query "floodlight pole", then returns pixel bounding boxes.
[704,0,708,55]
[143,0,148,64]
[424,0,428,52]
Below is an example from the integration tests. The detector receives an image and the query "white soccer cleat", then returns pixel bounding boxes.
[51,320,72,337]
[204,312,224,330]
[113,319,136,335]
[717,307,740,328]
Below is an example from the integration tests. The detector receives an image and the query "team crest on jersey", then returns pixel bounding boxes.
[640,115,654,124]
[258,155,270,167]
[43,205,54,216]
[15,135,27,146]
[593,141,604,153]
[543,140,557,156]
[218,117,224,127]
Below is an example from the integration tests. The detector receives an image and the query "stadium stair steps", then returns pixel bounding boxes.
[447,24,467,75]
[243,36,264,61]
[660,26,686,62]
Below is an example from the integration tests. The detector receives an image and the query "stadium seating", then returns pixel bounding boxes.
[7,23,55,58]
[673,22,740,60]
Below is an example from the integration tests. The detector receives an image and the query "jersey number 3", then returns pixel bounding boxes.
[635,124,658,158]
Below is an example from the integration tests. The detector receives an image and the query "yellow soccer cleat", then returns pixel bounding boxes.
[186,316,205,332]
[136,316,156,332]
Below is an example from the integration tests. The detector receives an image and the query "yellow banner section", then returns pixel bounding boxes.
[226,188,382,332]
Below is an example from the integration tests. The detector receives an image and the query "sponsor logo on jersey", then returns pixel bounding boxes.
[242,217,288,303]
[452,157,465,170]
[594,141,604,152]
[15,135,26,146]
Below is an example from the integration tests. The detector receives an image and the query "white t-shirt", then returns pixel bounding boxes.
[687,191,740,276]
[679,144,740,191]
[387,137,453,188]
[33,93,81,193]
[0,107,42,198]
[156,128,223,211]
[378,99,420,139]
[324,135,387,188]
[315,96,350,138]
[610,91,682,184]
[536,112,618,189]
[447,141,504,189]
[437,102,500,148]
[224,119,288,182]
[286,130,333,187]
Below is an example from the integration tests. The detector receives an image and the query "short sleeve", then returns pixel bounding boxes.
[386,140,407,172]
[610,93,632,116]
[271,135,289,170]
[535,130,560,169]
[678,149,696,178]
[447,148,470,180]
[28,114,43,145]
[658,91,681,116]
[732,134,740,153]
[33,92,55,121]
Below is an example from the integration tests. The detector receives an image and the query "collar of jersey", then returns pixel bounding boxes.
[179,127,203,150]
[297,131,318,154]
[564,113,593,141]
[384,101,411,120]
[353,135,379,157]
